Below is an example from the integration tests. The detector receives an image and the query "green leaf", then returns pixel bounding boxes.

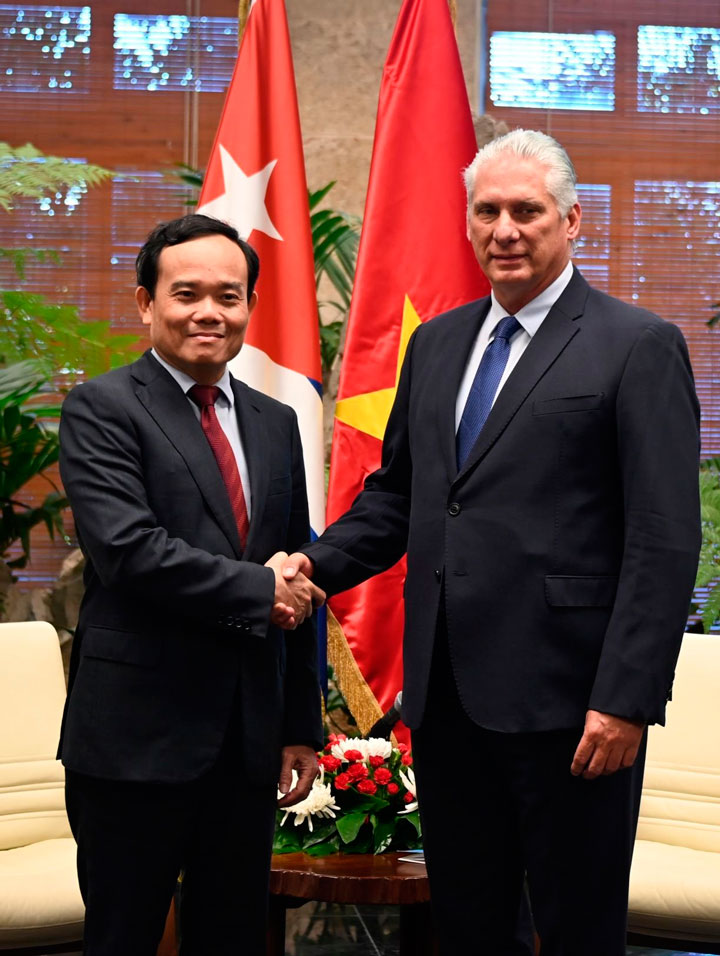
[0,142,113,211]
[272,825,303,854]
[701,585,720,631]
[319,321,343,370]
[301,820,337,848]
[372,818,396,854]
[0,290,140,382]
[0,361,47,404]
[304,838,339,856]
[308,181,337,210]
[398,810,422,839]
[342,831,373,854]
[336,811,368,844]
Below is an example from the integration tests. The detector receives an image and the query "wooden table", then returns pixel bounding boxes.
[267,851,437,956]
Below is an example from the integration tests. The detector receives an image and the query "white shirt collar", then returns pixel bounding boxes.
[488,260,575,338]
[150,349,235,407]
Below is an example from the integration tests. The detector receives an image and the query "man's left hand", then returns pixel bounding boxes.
[277,744,319,808]
[571,709,645,780]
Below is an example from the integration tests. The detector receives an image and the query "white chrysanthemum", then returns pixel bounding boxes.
[398,766,418,814]
[279,770,340,833]
[365,737,394,759]
[330,736,393,762]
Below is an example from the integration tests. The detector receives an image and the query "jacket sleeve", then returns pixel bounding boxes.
[588,320,701,725]
[303,328,419,595]
[281,415,323,750]
[59,378,275,639]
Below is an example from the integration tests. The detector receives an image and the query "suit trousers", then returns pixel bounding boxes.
[411,627,646,956]
[65,707,277,956]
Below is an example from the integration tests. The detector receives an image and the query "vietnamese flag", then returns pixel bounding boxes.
[326,0,489,739]
[197,0,324,538]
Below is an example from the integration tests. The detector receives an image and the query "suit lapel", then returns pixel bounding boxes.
[231,377,269,560]
[455,269,590,481]
[131,353,244,557]
[436,299,492,485]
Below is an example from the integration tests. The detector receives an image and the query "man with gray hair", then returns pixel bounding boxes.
[282,129,701,953]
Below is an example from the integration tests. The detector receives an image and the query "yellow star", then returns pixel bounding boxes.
[335,295,421,441]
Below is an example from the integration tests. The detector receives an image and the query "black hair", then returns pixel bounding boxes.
[135,214,260,299]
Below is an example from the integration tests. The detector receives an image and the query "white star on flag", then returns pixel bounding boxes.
[198,145,283,242]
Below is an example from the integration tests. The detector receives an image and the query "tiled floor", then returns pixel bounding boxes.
[40,910,715,954]
[282,902,714,955]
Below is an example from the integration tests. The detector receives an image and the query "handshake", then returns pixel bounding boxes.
[264,551,324,630]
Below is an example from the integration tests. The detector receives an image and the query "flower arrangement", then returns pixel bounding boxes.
[273,734,422,856]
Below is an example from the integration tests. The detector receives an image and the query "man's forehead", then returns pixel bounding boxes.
[157,236,248,278]
[472,156,551,197]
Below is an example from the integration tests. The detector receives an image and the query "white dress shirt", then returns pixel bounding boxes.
[151,349,252,517]
[455,261,575,432]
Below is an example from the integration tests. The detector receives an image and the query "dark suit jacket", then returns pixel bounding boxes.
[59,351,322,785]
[305,269,701,732]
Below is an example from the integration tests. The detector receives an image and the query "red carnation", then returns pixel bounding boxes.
[374,767,392,786]
[397,743,409,754]
[403,791,415,803]
[387,783,399,795]
[320,755,342,772]
[357,779,378,795]
[347,762,369,781]
[369,755,385,768]
[334,773,351,790]
[401,754,413,766]
[344,749,364,762]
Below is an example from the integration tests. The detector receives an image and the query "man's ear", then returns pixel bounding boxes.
[566,202,582,243]
[135,286,153,326]
[248,290,259,315]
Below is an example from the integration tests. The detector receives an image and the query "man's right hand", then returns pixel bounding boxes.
[265,551,325,629]
[282,552,316,581]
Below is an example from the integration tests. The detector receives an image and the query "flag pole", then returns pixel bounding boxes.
[238,0,251,42]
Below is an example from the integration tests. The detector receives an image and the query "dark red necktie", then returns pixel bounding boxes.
[188,384,249,549]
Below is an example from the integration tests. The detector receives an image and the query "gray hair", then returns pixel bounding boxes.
[463,129,578,218]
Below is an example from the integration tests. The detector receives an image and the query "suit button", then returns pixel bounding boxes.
[434,569,441,581]
[448,502,461,516]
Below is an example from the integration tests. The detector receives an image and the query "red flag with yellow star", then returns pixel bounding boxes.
[326,0,489,739]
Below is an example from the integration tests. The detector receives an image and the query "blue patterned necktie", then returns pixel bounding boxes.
[456,314,522,469]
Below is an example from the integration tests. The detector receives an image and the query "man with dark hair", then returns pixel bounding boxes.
[134,215,260,300]
[282,131,701,954]
[59,213,324,955]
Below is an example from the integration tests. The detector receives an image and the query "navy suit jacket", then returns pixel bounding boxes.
[305,269,701,732]
[59,350,321,784]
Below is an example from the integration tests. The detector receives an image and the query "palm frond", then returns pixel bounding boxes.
[0,290,139,382]
[0,143,113,211]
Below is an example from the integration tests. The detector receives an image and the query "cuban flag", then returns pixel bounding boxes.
[198,0,324,542]
[198,0,326,678]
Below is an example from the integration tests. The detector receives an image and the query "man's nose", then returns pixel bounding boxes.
[193,297,221,320]
[493,212,519,244]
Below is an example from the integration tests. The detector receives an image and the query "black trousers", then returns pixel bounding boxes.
[65,720,277,956]
[411,631,646,956]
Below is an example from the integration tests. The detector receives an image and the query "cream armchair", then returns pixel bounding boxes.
[628,631,720,953]
[0,621,84,952]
